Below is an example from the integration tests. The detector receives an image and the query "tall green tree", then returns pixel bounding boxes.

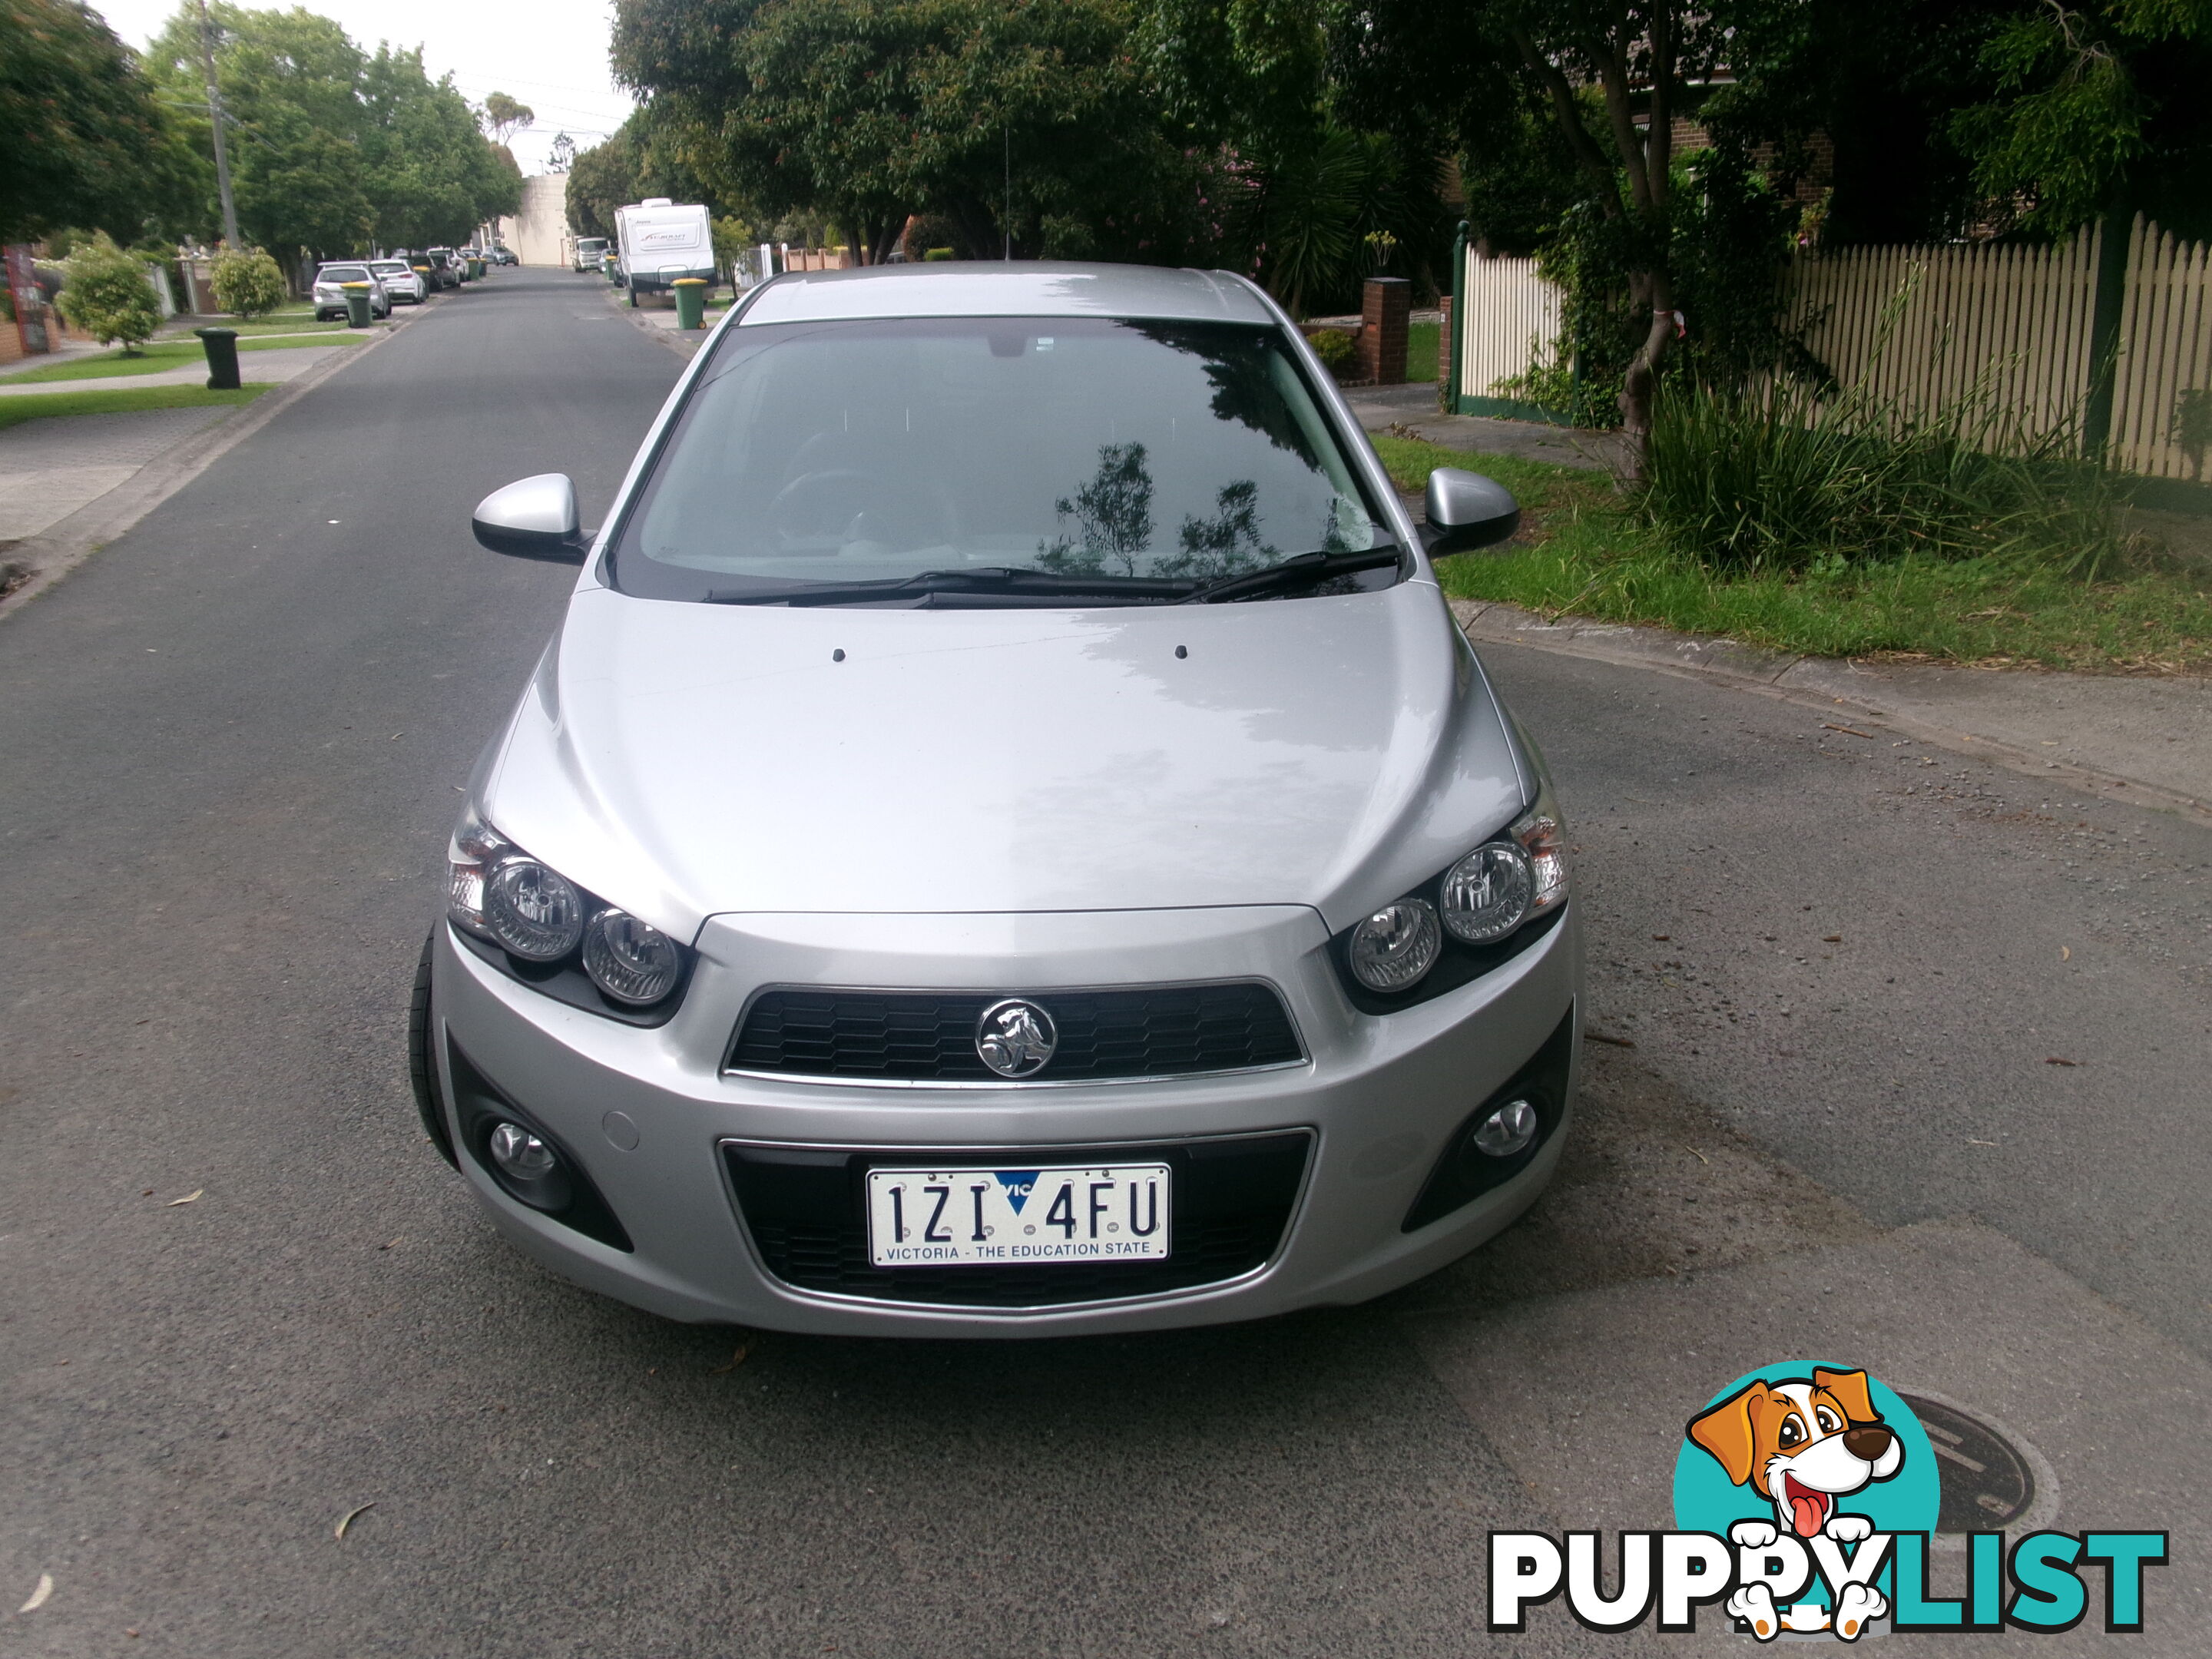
[612,0,1231,266]
[0,0,183,242]
[143,4,521,268]
[564,104,733,240]
[360,45,522,247]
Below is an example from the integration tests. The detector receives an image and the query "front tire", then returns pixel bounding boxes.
[409,931,459,1168]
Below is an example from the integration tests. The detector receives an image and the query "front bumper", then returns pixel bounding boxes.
[426,902,1581,1336]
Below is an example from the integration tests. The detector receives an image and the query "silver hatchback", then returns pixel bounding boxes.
[415,263,1581,1336]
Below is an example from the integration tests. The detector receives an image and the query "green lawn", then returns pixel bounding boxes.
[0,383,270,432]
[1406,319,1440,384]
[1372,434,2212,674]
[5,334,366,384]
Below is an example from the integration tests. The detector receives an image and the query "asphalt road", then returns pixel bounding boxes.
[3,267,2207,1657]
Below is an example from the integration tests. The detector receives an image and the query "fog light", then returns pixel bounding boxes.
[1469,1098,1538,1158]
[489,1121,556,1178]
[485,1119,572,1211]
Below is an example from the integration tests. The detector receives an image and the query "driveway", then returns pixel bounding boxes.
[2,267,2204,1656]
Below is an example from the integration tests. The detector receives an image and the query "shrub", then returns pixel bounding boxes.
[922,247,955,261]
[54,234,164,352]
[1639,377,2131,581]
[1310,327,1356,377]
[211,247,288,318]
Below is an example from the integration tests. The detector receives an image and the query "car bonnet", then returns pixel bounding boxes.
[480,581,1527,939]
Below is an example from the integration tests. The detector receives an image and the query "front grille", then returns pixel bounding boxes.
[726,982,1303,1084]
[724,1131,1312,1307]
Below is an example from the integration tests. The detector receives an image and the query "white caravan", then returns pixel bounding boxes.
[614,199,714,306]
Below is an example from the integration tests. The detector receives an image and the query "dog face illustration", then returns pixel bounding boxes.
[1687,1367,1905,1539]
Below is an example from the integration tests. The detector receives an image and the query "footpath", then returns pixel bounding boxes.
[0,310,414,616]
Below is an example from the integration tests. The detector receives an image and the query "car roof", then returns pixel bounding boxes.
[737,262,1277,327]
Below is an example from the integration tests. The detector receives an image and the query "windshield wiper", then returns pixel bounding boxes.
[703,567,1197,606]
[1174,546,1404,604]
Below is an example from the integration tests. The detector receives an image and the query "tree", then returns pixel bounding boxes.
[1948,0,2212,238]
[1328,0,1734,475]
[141,5,522,268]
[210,243,286,315]
[482,91,534,144]
[612,0,1233,267]
[0,0,181,243]
[53,233,163,349]
[565,125,638,240]
[359,44,522,247]
[565,104,742,240]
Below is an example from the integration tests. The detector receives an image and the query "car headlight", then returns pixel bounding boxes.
[483,857,587,960]
[583,909,683,1005]
[1440,793,1568,941]
[446,806,690,1018]
[1440,843,1533,942]
[1348,899,1442,992]
[1334,780,1569,1006]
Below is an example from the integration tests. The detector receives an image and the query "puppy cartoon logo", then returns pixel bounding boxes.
[1674,1363,1939,1642]
[1687,1369,1909,1638]
[1493,1361,2164,1640]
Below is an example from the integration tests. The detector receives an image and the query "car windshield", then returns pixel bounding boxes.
[320,266,371,283]
[369,262,406,274]
[609,316,1390,604]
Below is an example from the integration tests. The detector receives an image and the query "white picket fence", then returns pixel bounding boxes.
[1781,227,2101,447]
[1454,216,2212,485]
[2111,217,2212,482]
[1455,253,1561,409]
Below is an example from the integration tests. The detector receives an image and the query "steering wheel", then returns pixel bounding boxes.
[767,469,962,554]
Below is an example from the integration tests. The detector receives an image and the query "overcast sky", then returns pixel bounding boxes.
[91,0,634,175]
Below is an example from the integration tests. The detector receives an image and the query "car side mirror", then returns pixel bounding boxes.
[1423,468,1520,555]
[472,473,588,558]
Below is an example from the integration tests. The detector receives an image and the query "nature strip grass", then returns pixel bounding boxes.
[0,383,270,432]
[1370,434,2212,674]
[6,335,368,385]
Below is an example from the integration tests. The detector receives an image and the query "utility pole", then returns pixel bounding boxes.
[1002,126,1011,261]
[197,0,242,247]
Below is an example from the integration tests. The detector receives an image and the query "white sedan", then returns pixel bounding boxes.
[368,259,428,305]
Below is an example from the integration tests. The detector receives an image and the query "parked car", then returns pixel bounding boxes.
[368,258,428,305]
[310,263,390,321]
[490,245,518,266]
[423,248,462,290]
[574,237,608,273]
[424,262,1575,1339]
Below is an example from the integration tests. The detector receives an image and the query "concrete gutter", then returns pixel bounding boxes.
[1457,598,2212,826]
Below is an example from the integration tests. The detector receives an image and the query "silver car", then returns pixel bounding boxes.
[310,262,389,321]
[416,263,1581,1336]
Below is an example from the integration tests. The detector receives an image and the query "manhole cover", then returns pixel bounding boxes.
[1897,1389,2058,1542]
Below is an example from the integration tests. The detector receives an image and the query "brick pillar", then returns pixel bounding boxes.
[1361,276,1411,385]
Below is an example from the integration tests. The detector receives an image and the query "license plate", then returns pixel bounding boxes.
[865,1164,1170,1267]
